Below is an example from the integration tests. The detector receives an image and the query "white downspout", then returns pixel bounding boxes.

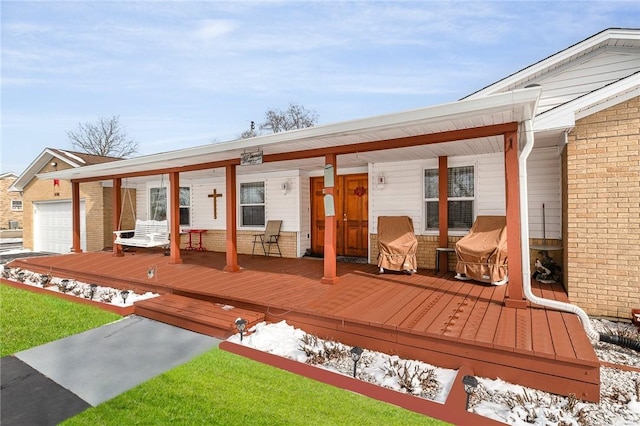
[519,120,598,340]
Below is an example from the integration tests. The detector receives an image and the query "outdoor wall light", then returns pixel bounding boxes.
[462,375,478,410]
[350,346,363,378]
[235,318,247,342]
[120,290,130,303]
[50,162,57,168]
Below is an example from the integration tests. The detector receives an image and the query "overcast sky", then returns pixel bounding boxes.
[2,1,638,175]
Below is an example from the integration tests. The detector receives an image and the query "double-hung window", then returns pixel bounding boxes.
[148,186,190,225]
[240,182,265,226]
[179,187,191,226]
[11,200,22,211]
[424,165,475,232]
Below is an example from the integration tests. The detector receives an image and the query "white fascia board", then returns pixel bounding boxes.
[466,29,640,100]
[12,149,81,191]
[38,88,540,181]
[534,74,640,131]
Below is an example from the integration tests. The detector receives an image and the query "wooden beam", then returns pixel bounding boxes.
[224,164,240,272]
[438,156,449,272]
[71,182,82,253]
[168,172,183,264]
[321,154,338,284]
[112,178,123,257]
[503,131,526,308]
[69,123,520,184]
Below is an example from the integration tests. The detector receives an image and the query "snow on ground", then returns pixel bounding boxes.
[228,320,640,425]
[0,264,158,307]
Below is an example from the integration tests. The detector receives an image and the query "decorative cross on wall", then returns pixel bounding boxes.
[208,189,223,219]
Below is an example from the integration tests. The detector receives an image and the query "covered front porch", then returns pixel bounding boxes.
[9,249,601,402]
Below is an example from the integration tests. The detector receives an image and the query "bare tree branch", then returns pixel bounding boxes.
[66,116,139,158]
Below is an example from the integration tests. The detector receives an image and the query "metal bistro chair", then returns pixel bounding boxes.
[252,220,282,257]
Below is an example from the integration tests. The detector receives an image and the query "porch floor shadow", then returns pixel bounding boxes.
[8,249,601,402]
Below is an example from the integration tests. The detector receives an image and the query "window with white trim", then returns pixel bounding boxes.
[240,182,265,226]
[179,187,191,226]
[149,186,190,225]
[424,165,475,232]
[149,187,167,221]
[11,200,22,211]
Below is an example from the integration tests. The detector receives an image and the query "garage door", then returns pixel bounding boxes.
[33,201,87,253]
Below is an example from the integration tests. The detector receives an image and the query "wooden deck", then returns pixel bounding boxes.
[8,249,601,402]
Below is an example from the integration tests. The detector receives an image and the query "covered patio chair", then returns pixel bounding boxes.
[455,215,508,285]
[377,216,418,274]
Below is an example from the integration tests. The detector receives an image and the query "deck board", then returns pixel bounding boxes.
[6,250,601,402]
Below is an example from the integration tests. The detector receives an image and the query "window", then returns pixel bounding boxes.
[11,200,22,211]
[149,186,190,225]
[424,165,475,232]
[149,187,167,221]
[240,182,265,226]
[179,187,190,226]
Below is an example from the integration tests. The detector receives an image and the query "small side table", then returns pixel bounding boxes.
[435,247,456,271]
[185,229,207,251]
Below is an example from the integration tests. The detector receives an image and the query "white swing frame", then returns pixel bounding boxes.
[113,177,170,248]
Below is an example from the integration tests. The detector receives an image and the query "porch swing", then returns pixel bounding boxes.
[113,177,170,248]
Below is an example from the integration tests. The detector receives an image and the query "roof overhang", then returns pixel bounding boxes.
[39,88,540,183]
[10,148,85,192]
[533,73,640,132]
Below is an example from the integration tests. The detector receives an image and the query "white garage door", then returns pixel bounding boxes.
[33,201,87,253]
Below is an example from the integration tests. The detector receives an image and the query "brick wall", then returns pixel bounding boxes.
[0,177,23,229]
[564,96,640,318]
[22,162,111,252]
[176,230,299,258]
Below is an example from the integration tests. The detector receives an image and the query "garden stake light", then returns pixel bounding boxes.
[235,318,247,342]
[88,284,98,300]
[462,375,478,410]
[120,290,130,303]
[350,346,363,378]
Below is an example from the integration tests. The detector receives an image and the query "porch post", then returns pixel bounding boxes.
[112,178,123,257]
[503,131,526,308]
[438,156,449,272]
[168,172,183,264]
[321,153,338,284]
[224,163,240,272]
[71,181,82,253]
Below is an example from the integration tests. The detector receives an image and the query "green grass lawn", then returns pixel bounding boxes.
[0,284,121,356]
[62,349,446,426]
[2,283,447,425]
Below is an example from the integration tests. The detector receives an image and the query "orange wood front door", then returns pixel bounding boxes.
[311,174,368,257]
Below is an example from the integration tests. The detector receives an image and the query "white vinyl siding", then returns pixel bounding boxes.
[526,147,562,240]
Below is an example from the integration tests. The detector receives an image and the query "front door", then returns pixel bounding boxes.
[310,174,368,257]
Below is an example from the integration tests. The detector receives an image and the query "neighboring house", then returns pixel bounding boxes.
[42,28,638,319]
[9,149,126,253]
[0,172,23,230]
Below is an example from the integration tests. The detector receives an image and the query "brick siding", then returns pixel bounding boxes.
[0,176,23,229]
[564,96,640,318]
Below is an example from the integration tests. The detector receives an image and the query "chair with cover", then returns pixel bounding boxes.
[252,220,282,257]
[455,215,508,285]
[377,216,418,274]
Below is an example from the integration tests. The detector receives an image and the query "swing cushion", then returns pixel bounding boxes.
[114,220,170,248]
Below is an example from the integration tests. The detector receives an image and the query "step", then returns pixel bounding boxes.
[134,293,265,339]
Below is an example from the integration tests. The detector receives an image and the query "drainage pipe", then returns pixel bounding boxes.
[518,120,599,341]
[519,123,639,351]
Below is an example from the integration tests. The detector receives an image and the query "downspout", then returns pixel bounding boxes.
[519,120,599,340]
[520,123,639,351]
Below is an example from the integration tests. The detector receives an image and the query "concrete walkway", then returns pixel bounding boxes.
[2,316,220,425]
